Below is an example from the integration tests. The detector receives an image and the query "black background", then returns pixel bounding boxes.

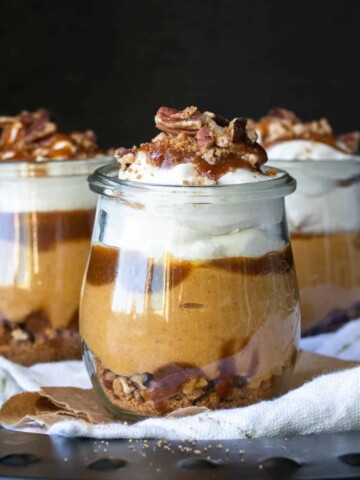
[0,0,359,149]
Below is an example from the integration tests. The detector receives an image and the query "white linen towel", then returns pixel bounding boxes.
[1,318,360,440]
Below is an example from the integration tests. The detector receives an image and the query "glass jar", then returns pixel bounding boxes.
[80,163,300,420]
[0,157,111,365]
[269,159,360,333]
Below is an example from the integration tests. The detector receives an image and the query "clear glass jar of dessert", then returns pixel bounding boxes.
[80,162,300,420]
[256,108,360,333]
[0,157,111,364]
[269,159,360,333]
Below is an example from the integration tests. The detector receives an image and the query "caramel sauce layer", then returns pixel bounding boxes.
[140,141,266,182]
[0,209,95,250]
[86,244,294,288]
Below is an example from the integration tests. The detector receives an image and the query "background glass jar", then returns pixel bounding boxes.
[0,157,111,365]
[81,163,300,420]
[269,159,360,333]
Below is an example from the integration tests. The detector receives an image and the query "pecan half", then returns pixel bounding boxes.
[155,106,203,135]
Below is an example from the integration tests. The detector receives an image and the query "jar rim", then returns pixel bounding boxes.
[269,158,360,166]
[88,161,297,201]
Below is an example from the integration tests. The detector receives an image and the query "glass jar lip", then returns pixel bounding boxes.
[88,161,297,201]
[0,155,113,178]
[269,158,360,166]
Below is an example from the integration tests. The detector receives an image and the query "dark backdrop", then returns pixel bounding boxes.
[1,0,359,149]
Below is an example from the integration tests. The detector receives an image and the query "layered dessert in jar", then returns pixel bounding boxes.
[255,109,360,332]
[0,109,111,365]
[81,106,300,419]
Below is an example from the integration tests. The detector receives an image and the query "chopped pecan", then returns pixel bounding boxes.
[313,118,332,135]
[70,130,98,150]
[182,376,208,395]
[19,109,56,143]
[25,310,51,335]
[155,106,203,135]
[339,131,360,154]
[202,148,219,165]
[11,329,29,342]
[131,373,153,391]
[244,152,262,167]
[19,108,50,125]
[115,147,135,170]
[203,111,230,127]
[113,376,135,395]
[230,117,247,143]
[0,116,15,127]
[268,108,300,123]
[246,127,258,144]
[196,126,214,148]
[213,114,229,127]
[214,133,230,148]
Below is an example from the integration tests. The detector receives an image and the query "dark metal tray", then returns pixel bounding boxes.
[2,430,360,479]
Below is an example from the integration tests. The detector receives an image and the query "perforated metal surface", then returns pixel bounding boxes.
[1,430,360,479]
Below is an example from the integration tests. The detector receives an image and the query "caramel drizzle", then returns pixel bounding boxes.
[139,142,264,181]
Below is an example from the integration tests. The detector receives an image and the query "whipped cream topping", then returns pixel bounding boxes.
[118,150,276,185]
[116,106,280,186]
[96,195,286,261]
[266,140,357,161]
[253,109,360,234]
[274,161,360,234]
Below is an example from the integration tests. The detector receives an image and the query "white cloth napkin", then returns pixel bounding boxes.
[1,318,360,440]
